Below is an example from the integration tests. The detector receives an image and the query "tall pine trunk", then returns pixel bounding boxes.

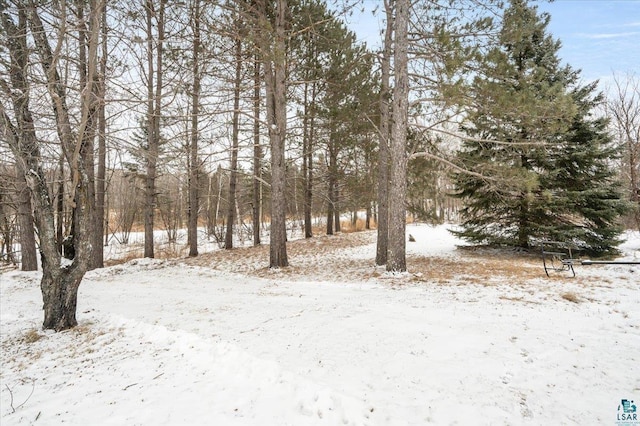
[260,0,289,268]
[94,0,107,268]
[376,2,393,266]
[302,79,316,239]
[387,0,409,272]
[252,57,262,246]
[188,0,201,257]
[225,33,242,249]
[144,0,165,258]
[326,132,337,235]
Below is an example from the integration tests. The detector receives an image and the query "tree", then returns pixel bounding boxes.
[1,0,104,330]
[376,0,393,266]
[187,0,201,257]
[608,74,640,231]
[93,0,108,268]
[142,0,167,259]
[14,158,38,270]
[224,13,243,250]
[253,0,289,267]
[314,18,373,236]
[291,0,324,239]
[386,0,409,272]
[454,0,625,255]
[542,83,627,255]
[252,54,263,246]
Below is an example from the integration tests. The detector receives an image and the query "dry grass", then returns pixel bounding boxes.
[499,296,541,304]
[1,329,45,370]
[340,218,371,233]
[105,243,190,267]
[22,328,43,344]
[409,253,541,284]
[561,292,581,303]
[182,230,547,286]
[105,249,144,266]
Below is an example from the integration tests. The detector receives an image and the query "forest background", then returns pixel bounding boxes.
[1,0,639,330]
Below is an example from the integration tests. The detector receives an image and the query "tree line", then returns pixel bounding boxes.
[1,0,638,330]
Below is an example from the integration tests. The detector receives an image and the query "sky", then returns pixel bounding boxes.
[346,0,640,88]
[536,0,640,85]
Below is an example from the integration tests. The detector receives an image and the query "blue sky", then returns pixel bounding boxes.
[347,1,639,86]
[536,0,640,83]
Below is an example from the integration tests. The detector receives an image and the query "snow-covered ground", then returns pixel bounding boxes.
[1,224,639,425]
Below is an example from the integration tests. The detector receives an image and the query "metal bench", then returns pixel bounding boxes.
[541,240,640,277]
[541,241,576,277]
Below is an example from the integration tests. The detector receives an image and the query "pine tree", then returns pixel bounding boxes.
[454,0,626,255]
[540,84,627,256]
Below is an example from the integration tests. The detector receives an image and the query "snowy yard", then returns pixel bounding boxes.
[1,224,639,425]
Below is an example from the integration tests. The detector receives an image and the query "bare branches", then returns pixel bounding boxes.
[409,150,496,182]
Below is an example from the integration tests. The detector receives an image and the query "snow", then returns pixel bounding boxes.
[1,224,639,425]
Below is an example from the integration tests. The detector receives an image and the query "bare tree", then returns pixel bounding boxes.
[15,164,37,270]
[302,76,316,239]
[187,0,201,256]
[1,0,104,330]
[225,19,243,250]
[0,6,37,272]
[93,0,108,268]
[376,0,393,266]
[252,55,263,246]
[143,0,166,258]
[608,73,640,230]
[76,0,102,270]
[0,178,18,265]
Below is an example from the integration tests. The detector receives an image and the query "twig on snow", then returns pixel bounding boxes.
[4,380,35,413]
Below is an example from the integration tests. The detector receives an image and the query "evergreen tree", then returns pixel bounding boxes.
[453,0,626,255]
[540,84,628,256]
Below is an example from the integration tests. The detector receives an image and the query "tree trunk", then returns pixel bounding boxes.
[2,6,37,272]
[518,194,530,248]
[15,166,38,271]
[56,153,64,254]
[144,0,155,258]
[225,33,242,250]
[93,0,107,269]
[376,1,393,266]
[302,80,311,238]
[302,77,316,239]
[77,0,100,271]
[252,56,262,246]
[260,0,289,268]
[3,1,102,330]
[188,0,201,257]
[326,129,338,235]
[333,181,341,233]
[387,0,409,272]
[144,0,165,259]
[40,255,82,330]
